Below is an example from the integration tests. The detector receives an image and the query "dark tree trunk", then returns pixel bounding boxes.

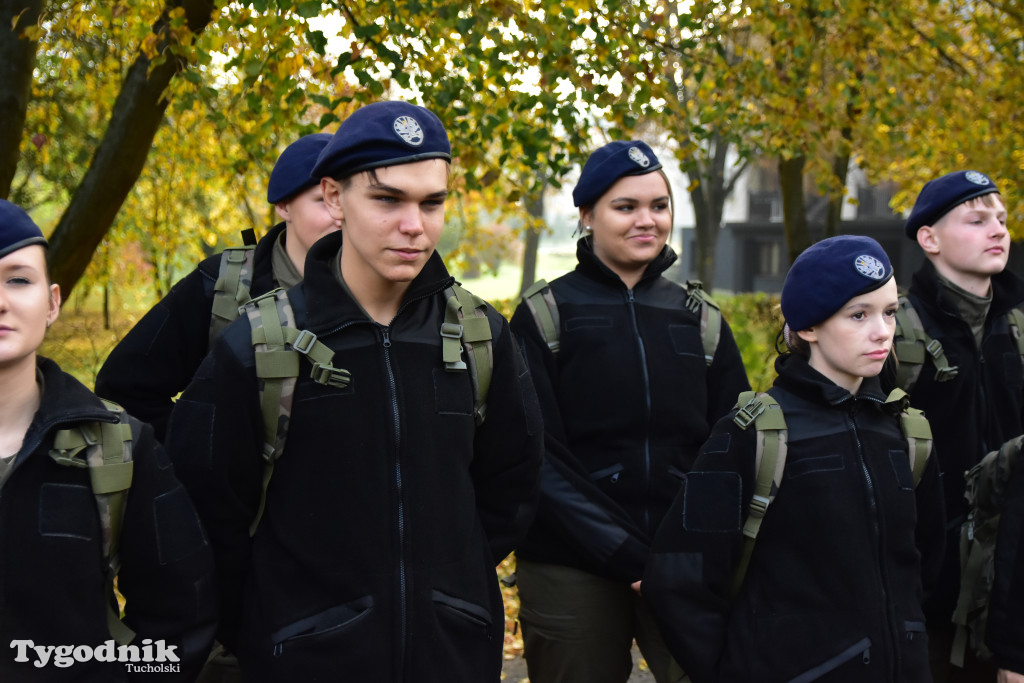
[46,0,217,297]
[779,155,811,263]
[0,0,44,198]
[519,188,545,297]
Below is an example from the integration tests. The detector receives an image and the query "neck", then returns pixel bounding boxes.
[339,253,410,325]
[930,259,993,298]
[284,227,307,277]
[0,357,41,457]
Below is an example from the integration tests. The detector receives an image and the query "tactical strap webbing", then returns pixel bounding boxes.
[245,289,351,536]
[894,298,958,391]
[730,388,931,598]
[1007,307,1024,369]
[443,284,493,426]
[49,399,136,645]
[685,280,722,367]
[521,278,721,366]
[210,246,257,345]
[731,391,788,597]
[522,280,561,354]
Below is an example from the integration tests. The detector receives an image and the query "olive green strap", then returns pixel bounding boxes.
[443,284,493,426]
[522,279,560,354]
[210,246,256,345]
[686,280,721,367]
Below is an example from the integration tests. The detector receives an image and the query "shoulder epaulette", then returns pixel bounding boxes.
[49,399,136,645]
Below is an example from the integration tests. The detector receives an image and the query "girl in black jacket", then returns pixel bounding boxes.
[509,141,749,683]
[643,235,947,683]
[0,200,216,680]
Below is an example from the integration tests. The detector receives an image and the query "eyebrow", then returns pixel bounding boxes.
[367,182,448,201]
[609,195,670,204]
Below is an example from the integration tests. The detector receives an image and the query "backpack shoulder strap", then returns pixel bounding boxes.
[1005,307,1024,374]
[893,297,958,391]
[885,388,932,487]
[244,288,350,536]
[49,399,136,645]
[685,280,721,368]
[210,245,257,345]
[522,279,560,355]
[731,390,788,596]
[443,284,493,426]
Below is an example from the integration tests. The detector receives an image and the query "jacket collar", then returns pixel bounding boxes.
[912,257,1024,320]
[773,353,889,408]
[574,235,678,289]
[299,231,455,331]
[254,222,287,294]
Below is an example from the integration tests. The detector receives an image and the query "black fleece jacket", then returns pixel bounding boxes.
[96,224,283,441]
[0,358,216,681]
[167,231,543,682]
[644,354,946,683]
[898,259,1024,619]
[509,236,749,583]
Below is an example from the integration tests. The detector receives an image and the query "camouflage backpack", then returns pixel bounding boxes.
[729,388,932,596]
[521,278,722,366]
[950,434,1022,666]
[48,400,137,645]
[242,283,493,535]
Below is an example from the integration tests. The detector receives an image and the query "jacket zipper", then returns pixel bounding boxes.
[626,289,653,532]
[851,400,900,678]
[380,327,408,676]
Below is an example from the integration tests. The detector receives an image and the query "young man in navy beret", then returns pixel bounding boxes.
[96,133,338,442]
[166,101,543,681]
[895,170,1024,681]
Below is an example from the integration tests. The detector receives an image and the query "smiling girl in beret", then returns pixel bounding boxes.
[643,234,946,683]
[508,140,749,683]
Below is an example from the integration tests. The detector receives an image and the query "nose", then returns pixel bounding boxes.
[990,218,1008,238]
[871,315,894,343]
[635,207,656,228]
[398,205,425,236]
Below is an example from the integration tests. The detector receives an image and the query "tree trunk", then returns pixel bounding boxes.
[0,0,44,198]
[825,134,852,238]
[779,155,811,263]
[46,0,217,297]
[519,188,545,297]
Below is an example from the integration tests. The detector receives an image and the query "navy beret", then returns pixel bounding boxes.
[312,101,451,180]
[781,235,894,332]
[266,133,333,204]
[572,140,663,208]
[904,170,1000,239]
[0,200,47,260]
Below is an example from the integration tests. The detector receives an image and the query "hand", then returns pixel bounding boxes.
[998,669,1024,683]
[630,580,642,595]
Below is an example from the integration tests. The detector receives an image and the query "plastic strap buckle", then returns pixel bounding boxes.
[292,329,318,356]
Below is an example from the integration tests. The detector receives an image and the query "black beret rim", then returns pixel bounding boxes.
[318,150,452,181]
[572,161,666,207]
[0,237,48,261]
[904,185,1001,240]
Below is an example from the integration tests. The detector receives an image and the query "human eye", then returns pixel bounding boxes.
[851,311,866,321]
[884,307,898,318]
[6,276,31,286]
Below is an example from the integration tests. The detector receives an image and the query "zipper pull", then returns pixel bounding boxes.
[382,328,392,348]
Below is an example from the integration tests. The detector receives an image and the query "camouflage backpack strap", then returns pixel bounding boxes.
[245,288,350,535]
[685,280,722,367]
[893,296,958,392]
[49,399,136,645]
[885,388,932,487]
[521,279,560,354]
[210,244,257,345]
[950,434,1022,666]
[1005,307,1024,379]
[731,390,788,597]
[443,284,493,426]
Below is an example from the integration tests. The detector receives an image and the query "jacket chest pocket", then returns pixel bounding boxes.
[39,483,96,541]
[434,367,474,416]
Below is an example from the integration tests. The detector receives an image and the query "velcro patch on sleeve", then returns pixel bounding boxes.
[682,471,742,533]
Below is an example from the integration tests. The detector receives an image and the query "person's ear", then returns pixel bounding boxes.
[322,177,345,222]
[46,283,61,328]
[796,327,817,344]
[917,225,940,256]
[274,202,290,223]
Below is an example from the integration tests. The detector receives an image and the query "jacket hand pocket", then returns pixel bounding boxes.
[270,595,374,657]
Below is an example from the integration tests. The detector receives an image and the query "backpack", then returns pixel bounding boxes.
[48,399,137,645]
[242,283,493,535]
[208,229,259,345]
[729,388,932,596]
[894,296,1024,393]
[950,434,1022,666]
[521,278,723,366]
